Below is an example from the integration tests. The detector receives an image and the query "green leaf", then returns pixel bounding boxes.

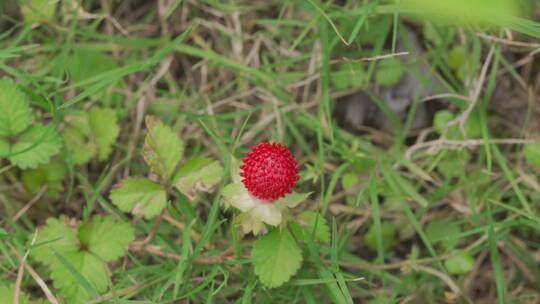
[433,110,457,136]
[68,48,118,85]
[524,143,540,168]
[341,172,359,190]
[437,151,470,179]
[0,284,31,304]
[173,156,223,200]
[110,177,168,219]
[22,161,66,198]
[0,78,33,137]
[444,251,475,274]
[20,0,58,24]
[447,46,466,70]
[364,222,397,251]
[32,216,133,303]
[295,211,330,243]
[88,108,120,160]
[464,110,482,138]
[252,228,303,288]
[375,58,405,87]
[50,250,108,303]
[331,63,366,90]
[142,116,184,181]
[33,217,80,267]
[63,108,119,164]
[63,113,96,164]
[8,124,62,169]
[341,172,360,204]
[78,216,134,262]
[275,192,311,208]
[425,219,461,250]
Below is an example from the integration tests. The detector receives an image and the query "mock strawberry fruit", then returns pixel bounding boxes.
[240,142,299,201]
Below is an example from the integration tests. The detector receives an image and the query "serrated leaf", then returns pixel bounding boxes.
[20,0,58,24]
[64,108,119,164]
[252,228,303,288]
[142,116,184,181]
[110,177,167,219]
[33,217,80,267]
[88,108,119,160]
[78,216,134,262]
[22,161,66,198]
[173,156,223,200]
[444,252,475,274]
[297,211,330,243]
[50,250,108,303]
[8,124,62,169]
[0,78,33,137]
[524,143,540,168]
[0,284,31,304]
[63,114,97,164]
[275,192,311,209]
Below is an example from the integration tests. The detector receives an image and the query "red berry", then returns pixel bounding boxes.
[240,142,299,202]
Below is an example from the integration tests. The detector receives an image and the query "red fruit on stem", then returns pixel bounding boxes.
[240,142,299,202]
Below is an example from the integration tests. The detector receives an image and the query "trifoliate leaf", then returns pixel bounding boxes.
[252,228,303,288]
[88,108,119,160]
[375,58,405,87]
[110,177,167,219]
[78,215,134,262]
[142,116,184,181]
[20,0,58,24]
[7,124,62,169]
[173,156,223,200]
[33,216,133,303]
[0,284,31,304]
[291,211,330,243]
[444,251,475,274]
[0,78,33,137]
[63,113,96,164]
[524,143,540,168]
[22,161,66,198]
